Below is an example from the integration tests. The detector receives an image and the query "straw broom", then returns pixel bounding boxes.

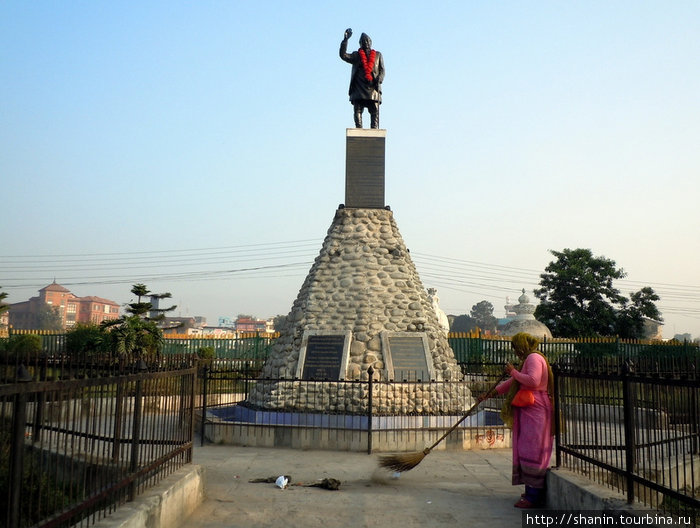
[378,373,507,473]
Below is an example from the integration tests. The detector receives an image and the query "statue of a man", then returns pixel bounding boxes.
[339,29,385,129]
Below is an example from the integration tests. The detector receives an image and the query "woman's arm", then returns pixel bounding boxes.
[510,354,545,388]
[494,377,513,396]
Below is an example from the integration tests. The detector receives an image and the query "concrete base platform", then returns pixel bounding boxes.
[93,465,204,528]
[202,407,511,452]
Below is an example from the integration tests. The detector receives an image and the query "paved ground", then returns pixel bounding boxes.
[187,442,527,528]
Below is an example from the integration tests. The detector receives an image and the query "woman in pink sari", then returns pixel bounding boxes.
[482,332,554,508]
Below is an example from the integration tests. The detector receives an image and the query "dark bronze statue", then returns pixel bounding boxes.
[339,28,385,129]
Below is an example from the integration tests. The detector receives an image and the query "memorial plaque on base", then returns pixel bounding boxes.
[381,332,433,382]
[345,128,386,208]
[297,331,351,380]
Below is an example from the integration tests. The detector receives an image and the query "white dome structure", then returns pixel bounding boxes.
[500,289,552,339]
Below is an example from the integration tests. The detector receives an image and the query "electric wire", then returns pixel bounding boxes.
[1,241,699,323]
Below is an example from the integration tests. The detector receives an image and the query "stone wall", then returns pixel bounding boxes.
[247,207,471,414]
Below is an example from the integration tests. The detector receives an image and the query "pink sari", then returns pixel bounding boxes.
[497,352,553,488]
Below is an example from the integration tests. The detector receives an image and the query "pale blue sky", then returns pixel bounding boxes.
[2,1,699,338]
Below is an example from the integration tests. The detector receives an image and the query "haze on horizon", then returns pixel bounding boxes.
[2,2,699,339]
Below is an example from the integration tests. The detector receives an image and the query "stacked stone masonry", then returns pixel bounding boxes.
[247,207,472,414]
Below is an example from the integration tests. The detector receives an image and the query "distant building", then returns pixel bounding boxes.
[0,307,8,334]
[642,317,663,340]
[8,281,120,330]
[201,326,237,337]
[208,316,275,335]
[496,296,518,331]
[161,317,197,335]
[499,289,552,339]
[235,316,267,333]
[673,333,693,343]
[217,316,236,328]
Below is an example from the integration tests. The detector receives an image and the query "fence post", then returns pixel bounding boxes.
[553,363,562,468]
[187,368,196,463]
[32,355,48,443]
[243,362,250,400]
[112,359,126,463]
[621,360,636,504]
[690,364,698,456]
[367,366,374,455]
[128,360,148,502]
[9,364,33,528]
[201,364,209,446]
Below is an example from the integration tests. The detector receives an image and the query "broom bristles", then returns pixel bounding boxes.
[378,449,430,473]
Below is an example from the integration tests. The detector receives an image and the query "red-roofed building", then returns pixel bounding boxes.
[9,281,121,330]
[234,316,268,333]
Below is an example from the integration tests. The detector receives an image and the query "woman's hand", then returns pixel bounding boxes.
[505,362,515,375]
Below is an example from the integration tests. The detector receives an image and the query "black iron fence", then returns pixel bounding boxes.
[555,362,699,519]
[3,331,698,373]
[197,359,508,454]
[3,332,699,522]
[0,365,196,528]
[449,335,700,376]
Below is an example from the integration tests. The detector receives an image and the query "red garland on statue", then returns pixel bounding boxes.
[358,48,376,82]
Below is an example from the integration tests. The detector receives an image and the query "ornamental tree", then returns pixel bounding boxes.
[100,283,168,362]
[127,283,177,323]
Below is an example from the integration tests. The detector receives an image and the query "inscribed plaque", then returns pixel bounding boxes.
[299,334,348,380]
[382,332,433,381]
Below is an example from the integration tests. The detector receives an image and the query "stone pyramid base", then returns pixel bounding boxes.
[248,207,473,414]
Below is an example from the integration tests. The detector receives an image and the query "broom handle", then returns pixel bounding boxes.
[426,372,508,452]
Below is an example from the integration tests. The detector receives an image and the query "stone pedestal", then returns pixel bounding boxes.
[247,128,471,415]
[345,128,386,208]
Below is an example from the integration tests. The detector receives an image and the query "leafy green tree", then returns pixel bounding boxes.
[102,315,163,362]
[629,287,662,321]
[66,322,111,360]
[4,334,42,361]
[470,301,497,333]
[616,287,662,339]
[449,314,478,333]
[534,248,649,338]
[272,315,287,332]
[36,304,63,331]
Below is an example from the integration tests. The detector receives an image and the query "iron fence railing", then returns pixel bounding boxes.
[160,334,277,358]
[555,362,699,520]
[3,331,699,523]
[0,365,196,528]
[197,360,508,453]
[3,332,698,373]
[1,332,278,362]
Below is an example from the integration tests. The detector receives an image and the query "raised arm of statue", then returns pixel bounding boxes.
[339,32,353,63]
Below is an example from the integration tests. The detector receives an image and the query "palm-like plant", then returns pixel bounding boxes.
[99,284,167,364]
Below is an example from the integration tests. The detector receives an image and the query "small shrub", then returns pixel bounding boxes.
[197,346,215,360]
[4,334,42,362]
[66,323,110,361]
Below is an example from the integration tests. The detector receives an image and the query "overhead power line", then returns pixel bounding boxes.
[2,241,698,322]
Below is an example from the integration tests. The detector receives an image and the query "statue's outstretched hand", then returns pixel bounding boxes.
[344,28,352,40]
